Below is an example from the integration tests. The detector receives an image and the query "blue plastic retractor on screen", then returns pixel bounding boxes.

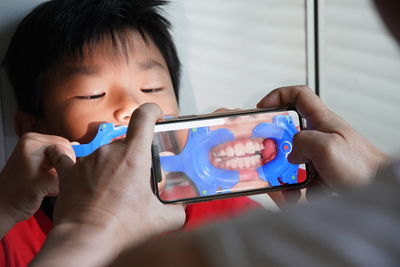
[253,115,299,186]
[160,115,300,196]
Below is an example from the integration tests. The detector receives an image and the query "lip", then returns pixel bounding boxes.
[209,137,277,173]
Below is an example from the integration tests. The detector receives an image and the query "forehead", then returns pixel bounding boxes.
[48,32,168,81]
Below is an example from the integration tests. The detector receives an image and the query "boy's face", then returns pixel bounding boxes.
[38,34,179,143]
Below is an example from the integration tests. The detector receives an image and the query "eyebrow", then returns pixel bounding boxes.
[63,65,99,79]
[138,60,166,71]
[61,59,165,80]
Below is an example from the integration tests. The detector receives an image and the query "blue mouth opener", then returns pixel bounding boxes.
[72,115,299,197]
[72,123,128,157]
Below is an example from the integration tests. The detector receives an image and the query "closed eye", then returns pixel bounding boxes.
[76,92,106,99]
[141,88,163,93]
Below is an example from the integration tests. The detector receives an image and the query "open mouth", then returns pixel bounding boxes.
[209,138,277,170]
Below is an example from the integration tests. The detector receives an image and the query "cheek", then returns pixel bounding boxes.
[42,103,103,143]
[153,90,179,117]
[62,105,109,143]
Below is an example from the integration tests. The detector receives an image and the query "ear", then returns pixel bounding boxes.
[14,111,38,137]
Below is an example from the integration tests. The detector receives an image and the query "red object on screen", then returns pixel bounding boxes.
[298,168,307,183]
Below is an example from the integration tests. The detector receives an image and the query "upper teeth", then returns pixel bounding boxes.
[226,146,235,157]
[212,139,265,159]
[245,141,256,154]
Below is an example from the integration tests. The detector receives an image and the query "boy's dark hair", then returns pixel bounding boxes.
[3,0,181,116]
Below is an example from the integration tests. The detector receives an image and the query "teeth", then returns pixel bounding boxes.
[210,139,271,170]
[234,143,245,156]
[244,157,250,168]
[219,162,225,169]
[226,146,235,157]
[250,156,257,167]
[238,158,244,169]
[254,142,261,151]
[225,160,231,168]
[230,159,238,169]
[245,141,255,154]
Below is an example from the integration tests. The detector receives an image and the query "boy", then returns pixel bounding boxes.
[0,0,264,266]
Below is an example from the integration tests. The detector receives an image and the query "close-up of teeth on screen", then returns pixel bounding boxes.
[153,110,307,202]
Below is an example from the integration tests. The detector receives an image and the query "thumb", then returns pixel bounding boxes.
[287,130,332,165]
[124,103,163,151]
[47,145,75,175]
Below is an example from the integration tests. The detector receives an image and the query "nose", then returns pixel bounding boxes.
[113,96,140,123]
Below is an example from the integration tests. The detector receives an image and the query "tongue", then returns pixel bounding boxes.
[261,139,277,164]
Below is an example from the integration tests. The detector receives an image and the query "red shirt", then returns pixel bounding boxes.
[0,197,261,267]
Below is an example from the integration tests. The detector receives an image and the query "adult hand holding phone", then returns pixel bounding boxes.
[257,85,391,200]
[31,103,186,267]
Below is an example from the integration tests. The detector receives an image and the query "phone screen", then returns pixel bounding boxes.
[152,109,308,203]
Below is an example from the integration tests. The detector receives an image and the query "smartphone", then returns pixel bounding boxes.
[151,107,309,203]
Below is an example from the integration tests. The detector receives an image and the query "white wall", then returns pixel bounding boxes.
[320,0,400,155]
[166,0,308,114]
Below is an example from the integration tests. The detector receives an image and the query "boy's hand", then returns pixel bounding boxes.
[257,85,391,200]
[47,103,185,251]
[0,133,75,235]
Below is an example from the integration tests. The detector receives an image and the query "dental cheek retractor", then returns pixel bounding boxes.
[72,116,175,157]
[160,115,300,196]
[72,123,128,157]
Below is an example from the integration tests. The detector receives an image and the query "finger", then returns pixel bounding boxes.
[22,132,71,145]
[305,174,331,202]
[22,133,76,163]
[40,170,60,196]
[161,204,186,230]
[256,86,335,129]
[287,130,332,165]
[266,191,286,208]
[212,108,241,113]
[124,103,163,149]
[256,85,326,117]
[47,145,75,175]
[282,189,302,204]
[23,132,74,152]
